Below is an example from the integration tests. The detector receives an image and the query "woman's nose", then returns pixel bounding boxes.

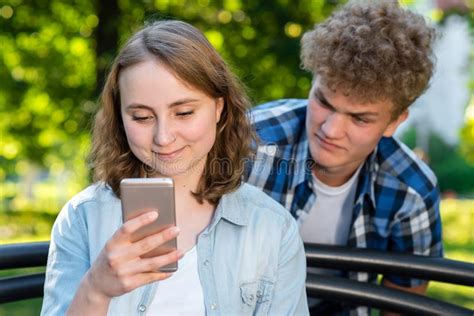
[153,119,176,146]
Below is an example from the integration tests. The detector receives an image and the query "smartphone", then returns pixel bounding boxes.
[120,178,178,272]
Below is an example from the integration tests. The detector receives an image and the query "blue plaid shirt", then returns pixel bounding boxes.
[245,99,443,297]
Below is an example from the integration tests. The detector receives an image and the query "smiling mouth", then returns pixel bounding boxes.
[153,147,185,160]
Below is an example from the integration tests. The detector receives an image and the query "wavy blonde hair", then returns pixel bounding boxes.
[90,20,255,204]
[301,0,435,118]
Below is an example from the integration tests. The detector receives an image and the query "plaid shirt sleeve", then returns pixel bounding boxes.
[385,184,442,286]
[371,138,443,287]
[245,99,310,213]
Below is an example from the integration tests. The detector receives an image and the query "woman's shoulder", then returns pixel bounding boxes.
[233,183,294,222]
[225,183,302,248]
[66,182,116,208]
[53,182,120,235]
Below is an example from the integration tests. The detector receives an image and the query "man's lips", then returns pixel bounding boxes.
[315,134,344,151]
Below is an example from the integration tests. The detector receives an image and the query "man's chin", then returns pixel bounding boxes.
[311,153,339,170]
[312,161,331,173]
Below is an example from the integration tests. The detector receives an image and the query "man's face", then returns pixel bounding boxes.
[306,78,407,183]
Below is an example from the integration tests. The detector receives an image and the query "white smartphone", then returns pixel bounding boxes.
[120,178,178,272]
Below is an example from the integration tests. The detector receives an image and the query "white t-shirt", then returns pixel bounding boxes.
[147,246,205,315]
[299,166,362,246]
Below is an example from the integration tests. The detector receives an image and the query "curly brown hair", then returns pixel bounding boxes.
[301,0,436,118]
[90,20,255,204]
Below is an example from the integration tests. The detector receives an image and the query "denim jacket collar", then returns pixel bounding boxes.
[207,184,250,232]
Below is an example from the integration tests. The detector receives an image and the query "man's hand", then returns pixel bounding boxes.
[381,279,428,316]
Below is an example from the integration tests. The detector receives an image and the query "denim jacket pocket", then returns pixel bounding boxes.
[239,279,274,314]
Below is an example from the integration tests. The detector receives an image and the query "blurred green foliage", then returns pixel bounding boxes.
[428,198,474,310]
[0,0,343,215]
[402,129,474,195]
[460,100,474,164]
[0,0,96,178]
[0,0,473,312]
[455,5,474,165]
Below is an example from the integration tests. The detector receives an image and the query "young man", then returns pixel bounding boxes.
[245,0,443,314]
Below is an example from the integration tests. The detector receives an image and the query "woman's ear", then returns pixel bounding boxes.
[215,97,224,123]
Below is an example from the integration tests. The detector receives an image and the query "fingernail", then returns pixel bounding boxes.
[148,211,158,220]
[171,227,180,234]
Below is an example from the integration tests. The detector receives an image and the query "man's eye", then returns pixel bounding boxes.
[176,111,194,117]
[316,98,332,111]
[319,102,331,109]
[353,116,369,124]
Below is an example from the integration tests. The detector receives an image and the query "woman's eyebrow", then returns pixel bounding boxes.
[125,98,200,110]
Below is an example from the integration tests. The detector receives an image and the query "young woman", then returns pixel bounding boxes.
[41,20,308,315]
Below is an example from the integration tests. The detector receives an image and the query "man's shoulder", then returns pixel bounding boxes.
[376,137,438,198]
[250,99,307,145]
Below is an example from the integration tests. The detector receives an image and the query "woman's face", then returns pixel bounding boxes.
[119,59,224,179]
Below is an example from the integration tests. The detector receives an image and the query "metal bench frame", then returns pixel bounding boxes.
[1,242,473,315]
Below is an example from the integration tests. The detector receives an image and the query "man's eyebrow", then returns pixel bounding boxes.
[314,88,334,109]
[125,98,200,110]
[350,111,379,118]
[314,88,379,118]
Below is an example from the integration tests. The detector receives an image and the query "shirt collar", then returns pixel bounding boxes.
[355,147,378,209]
[294,127,314,188]
[206,184,250,232]
[297,129,379,209]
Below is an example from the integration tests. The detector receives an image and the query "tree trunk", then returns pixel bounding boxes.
[95,0,119,97]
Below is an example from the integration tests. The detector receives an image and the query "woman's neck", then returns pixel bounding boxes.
[173,161,205,195]
[169,158,215,252]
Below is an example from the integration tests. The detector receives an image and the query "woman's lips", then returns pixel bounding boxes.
[154,147,185,161]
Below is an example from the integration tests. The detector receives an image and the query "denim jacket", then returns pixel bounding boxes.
[41,182,308,315]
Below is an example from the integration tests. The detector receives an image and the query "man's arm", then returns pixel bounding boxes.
[381,279,428,316]
[382,278,428,294]
[378,165,442,314]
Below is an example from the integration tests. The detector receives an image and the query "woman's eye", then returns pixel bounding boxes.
[176,111,194,117]
[132,116,153,121]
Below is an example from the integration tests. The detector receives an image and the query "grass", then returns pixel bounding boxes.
[0,199,473,314]
[426,198,474,310]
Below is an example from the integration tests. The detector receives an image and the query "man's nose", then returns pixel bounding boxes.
[321,112,346,139]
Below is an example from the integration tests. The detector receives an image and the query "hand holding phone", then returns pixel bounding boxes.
[82,211,182,302]
[120,178,178,272]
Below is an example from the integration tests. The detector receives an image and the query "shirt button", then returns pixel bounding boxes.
[265,146,277,155]
[138,304,146,312]
[203,259,210,266]
[210,303,218,310]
